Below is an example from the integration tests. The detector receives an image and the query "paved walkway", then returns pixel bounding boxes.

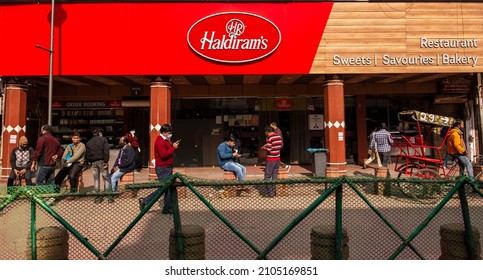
[0,147,393,187]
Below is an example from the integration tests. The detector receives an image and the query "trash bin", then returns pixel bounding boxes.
[307,148,328,177]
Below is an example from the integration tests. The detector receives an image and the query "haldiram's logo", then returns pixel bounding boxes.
[187,12,282,63]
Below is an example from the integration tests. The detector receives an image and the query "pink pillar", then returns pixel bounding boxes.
[1,84,28,178]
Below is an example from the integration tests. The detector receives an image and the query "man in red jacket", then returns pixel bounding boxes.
[139,124,180,214]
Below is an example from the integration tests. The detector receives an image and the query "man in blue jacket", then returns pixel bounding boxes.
[109,136,136,203]
[217,136,246,181]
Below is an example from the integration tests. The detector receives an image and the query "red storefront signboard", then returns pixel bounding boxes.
[275,98,293,110]
[0,3,333,75]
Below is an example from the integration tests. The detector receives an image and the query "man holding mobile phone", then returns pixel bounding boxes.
[139,123,180,214]
[217,136,246,181]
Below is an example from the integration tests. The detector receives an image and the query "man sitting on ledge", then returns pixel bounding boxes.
[217,136,246,181]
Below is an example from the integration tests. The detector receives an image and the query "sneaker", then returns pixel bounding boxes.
[94,197,104,204]
[108,197,115,203]
[138,198,146,212]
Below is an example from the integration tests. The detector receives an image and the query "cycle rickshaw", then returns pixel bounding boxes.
[393,110,482,201]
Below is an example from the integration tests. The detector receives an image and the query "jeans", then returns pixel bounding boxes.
[36,165,56,185]
[453,154,474,177]
[222,161,246,181]
[379,151,391,167]
[110,169,126,192]
[92,160,110,192]
[264,160,280,196]
[7,169,33,186]
[143,167,173,209]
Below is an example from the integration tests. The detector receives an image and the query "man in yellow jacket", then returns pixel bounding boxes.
[447,119,473,177]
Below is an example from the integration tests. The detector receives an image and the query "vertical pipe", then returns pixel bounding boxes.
[476,73,483,155]
[47,0,55,125]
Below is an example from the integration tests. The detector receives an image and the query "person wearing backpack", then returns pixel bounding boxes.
[86,127,110,203]
[54,132,86,198]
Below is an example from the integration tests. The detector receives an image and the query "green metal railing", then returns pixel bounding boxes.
[0,174,481,260]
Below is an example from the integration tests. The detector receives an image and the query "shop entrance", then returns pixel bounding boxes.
[126,108,150,167]
[278,111,290,164]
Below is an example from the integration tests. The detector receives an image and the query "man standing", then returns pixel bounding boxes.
[262,125,283,197]
[217,136,246,181]
[31,124,63,185]
[270,121,284,148]
[109,136,136,203]
[8,136,34,186]
[86,127,110,203]
[54,132,86,197]
[369,123,393,167]
[447,119,473,177]
[363,126,382,169]
[139,124,180,214]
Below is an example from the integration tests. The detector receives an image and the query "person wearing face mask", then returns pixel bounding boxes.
[54,132,86,197]
[138,123,180,214]
[7,136,34,186]
[126,128,142,173]
[109,136,136,203]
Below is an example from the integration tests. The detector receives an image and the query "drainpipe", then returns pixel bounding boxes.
[477,73,483,156]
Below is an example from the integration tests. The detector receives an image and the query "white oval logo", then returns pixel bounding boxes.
[187,12,282,64]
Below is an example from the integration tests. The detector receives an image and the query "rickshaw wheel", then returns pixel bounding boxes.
[401,169,441,202]
[396,165,417,194]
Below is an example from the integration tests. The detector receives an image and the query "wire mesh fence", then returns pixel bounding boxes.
[0,175,482,260]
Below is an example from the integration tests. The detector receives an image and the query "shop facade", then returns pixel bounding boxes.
[1,1,482,176]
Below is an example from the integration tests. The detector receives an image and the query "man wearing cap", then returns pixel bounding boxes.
[31,124,64,185]
[7,136,34,186]
[447,119,473,177]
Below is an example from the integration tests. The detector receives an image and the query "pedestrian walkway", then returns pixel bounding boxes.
[0,147,394,187]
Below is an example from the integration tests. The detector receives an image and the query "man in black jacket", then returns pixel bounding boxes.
[86,127,110,203]
[109,136,135,203]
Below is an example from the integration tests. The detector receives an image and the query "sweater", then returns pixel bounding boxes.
[10,146,34,170]
[63,142,86,165]
[264,133,283,162]
[33,133,63,166]
[154,135,176,167]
